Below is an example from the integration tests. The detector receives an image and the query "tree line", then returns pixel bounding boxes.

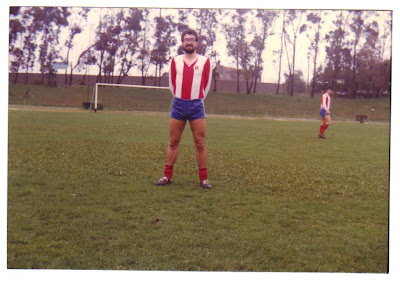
[9,7,392,97]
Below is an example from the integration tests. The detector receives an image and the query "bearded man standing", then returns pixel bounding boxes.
[155,29,213,189]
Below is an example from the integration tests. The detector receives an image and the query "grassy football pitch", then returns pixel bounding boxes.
[7,109,389,272]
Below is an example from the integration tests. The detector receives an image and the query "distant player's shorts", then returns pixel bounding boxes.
[320,108,327,117]
[170,97,205,121]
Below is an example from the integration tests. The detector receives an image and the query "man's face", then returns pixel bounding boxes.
[327,89,332,95]
[182,34,198,54]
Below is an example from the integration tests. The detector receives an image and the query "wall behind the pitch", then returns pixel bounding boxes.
[9,73,280,95]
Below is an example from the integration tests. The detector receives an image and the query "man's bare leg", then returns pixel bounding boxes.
[166,118,186,166]
[189,118,207,169]
[190,118,212,188]
[156,118,186,186]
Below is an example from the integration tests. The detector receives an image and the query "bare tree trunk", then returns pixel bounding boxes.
[311,53,317,98]
[290,36,297,96]
[25,69,29,85]
[276,14,285,95]
[13,71,19,84]
[69,66,73,86]
[236,60,240,93]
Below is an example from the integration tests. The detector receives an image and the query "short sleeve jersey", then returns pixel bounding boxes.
[169,54,212,100]
[321,93,331,111]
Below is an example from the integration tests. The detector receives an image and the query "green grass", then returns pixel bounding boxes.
[7,109,389,272]
[9,84,390,121]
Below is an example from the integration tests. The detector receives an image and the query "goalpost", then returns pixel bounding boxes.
[92,83,170,112]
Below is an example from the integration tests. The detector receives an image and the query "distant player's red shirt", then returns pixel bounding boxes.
[321,92,331,111]
[169,54,212,100]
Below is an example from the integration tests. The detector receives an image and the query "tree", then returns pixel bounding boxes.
[228,9,277,95]
[274,10,286,95]
[193,9,221,90]
[377,15,391,65]
[239,31,256,94]
[324,10,350,96]
[151,9,176,86]
[93,11,123,83]
[374,15,392,97]
[253,10,277,93]
[355,17,382,96]
[30,7,70,85]
[176,9,191,55]
[348,11,364,96]
[348,10,379,97]
[284,70,306,94]
[212,60,221,91]
[64,8,90,85]
[93,16,106,84]
[104,13,123,83]
[9,8,24,47]
[9,7,40,85]
[115,8,143,84]
[306,11,324,98]
[224,9,249,93]
[194,9,220,56]
[177,8,192,32]
[137,9,152,85]
[283,10,307,96]
[71,44,97,85]
[9,8,25,84]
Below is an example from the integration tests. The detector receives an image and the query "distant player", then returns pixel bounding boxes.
[155,29,213,189]
[319,86,333,139]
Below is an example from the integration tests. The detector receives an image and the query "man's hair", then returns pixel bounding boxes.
[181,29,199,42]
[327,86,333,91]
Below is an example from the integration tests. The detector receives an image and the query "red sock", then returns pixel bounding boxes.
[199,167,208,181]
[322,124,330,134]
[164,165,174,180]
[319,125,324,134]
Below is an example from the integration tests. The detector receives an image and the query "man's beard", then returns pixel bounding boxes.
[184,45,196,54]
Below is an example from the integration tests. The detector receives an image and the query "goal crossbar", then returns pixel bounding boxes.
[93,83,169,112]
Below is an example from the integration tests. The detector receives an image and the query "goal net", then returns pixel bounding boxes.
[91,83,171,112]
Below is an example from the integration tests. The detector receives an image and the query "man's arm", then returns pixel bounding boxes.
[169,58,176,96]
[202,59,212,99]
[322,94,328,110]
[322,94,330,114]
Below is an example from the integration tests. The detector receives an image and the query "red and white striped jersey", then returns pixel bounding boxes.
[321,92,331,111]
[169,54,212,100]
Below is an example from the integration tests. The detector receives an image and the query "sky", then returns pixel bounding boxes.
[2,1,400,281]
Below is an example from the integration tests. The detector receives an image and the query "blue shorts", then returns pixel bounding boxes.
[170,98,205,121]
[320,108,327,117]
